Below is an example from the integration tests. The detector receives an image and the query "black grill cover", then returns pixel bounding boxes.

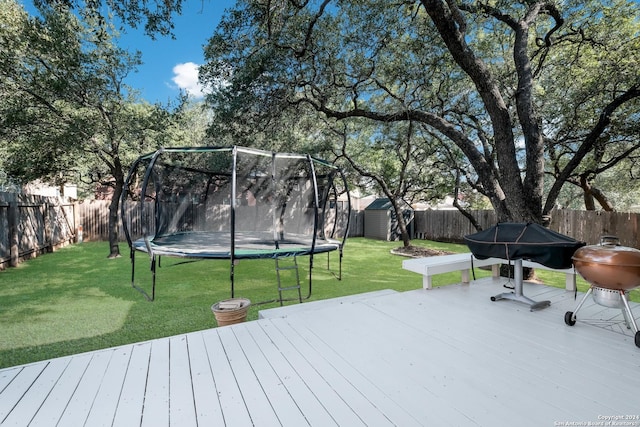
[464,223,585,269]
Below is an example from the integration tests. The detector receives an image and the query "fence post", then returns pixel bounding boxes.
[44,202,52,252]
[8,201,18,267]
[73,202,80,243]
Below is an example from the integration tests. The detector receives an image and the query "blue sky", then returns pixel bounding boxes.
[118,0,235,103]
[19,0,237,104]
[116,0,237,103]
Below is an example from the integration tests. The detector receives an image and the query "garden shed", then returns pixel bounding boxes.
[364,197,413,241]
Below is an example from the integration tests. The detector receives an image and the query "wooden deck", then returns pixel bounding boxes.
[1,278,639,426]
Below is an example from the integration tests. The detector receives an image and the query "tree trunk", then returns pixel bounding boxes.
[107,165,124,259]
[389,198,412,247]
[107,186,121,258]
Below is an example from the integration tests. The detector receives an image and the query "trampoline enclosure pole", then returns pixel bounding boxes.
[306,155,320,299]
[230,146,238,298]
[338,168,351,281]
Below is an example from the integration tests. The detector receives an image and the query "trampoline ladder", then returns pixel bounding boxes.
[275,256,302,306]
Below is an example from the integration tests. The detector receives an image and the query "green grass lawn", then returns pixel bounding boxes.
[1,237,637,368]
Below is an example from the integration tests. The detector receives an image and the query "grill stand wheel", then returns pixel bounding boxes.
[566,286,640,348]
[564,311,576,326]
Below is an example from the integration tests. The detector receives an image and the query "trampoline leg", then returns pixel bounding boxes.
[306,255,313,300]
[151,255,157,301]
[230,259,235,298]
[325,249,343,281]
[130,249,136,287]
[132,254,155,301]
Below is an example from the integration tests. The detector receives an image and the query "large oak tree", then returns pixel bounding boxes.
[199,0,640,225]
[0,0,172,257]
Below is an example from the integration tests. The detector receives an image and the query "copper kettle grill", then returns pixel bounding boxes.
[564,236,640,348]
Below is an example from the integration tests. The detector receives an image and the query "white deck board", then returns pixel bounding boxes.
[258,289,398,319]
[83,347,134,427]
[358,290,613,418]
[140,339,169,427]
[216,326,282,426]
[111,342,151,427]
[245,322,338,426]
[0,364,46,422]
[57,350,112,426]
[200,328,253,427]
[280,318,422,427]
[0,369,19,395]
[1,278,640,426]
[168,336,198,427]
[1,358,69,426]
[254,319,365,427]
[233,323,310,427]
[185,333,226,426]
[288,298,529,426]
[276,311,470,426]
[264,318,396,427]
[29,354,93,427]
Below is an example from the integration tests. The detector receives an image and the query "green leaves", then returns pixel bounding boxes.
[0,0,153,185]
[200,0,640,219]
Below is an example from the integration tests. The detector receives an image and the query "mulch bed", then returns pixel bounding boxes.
[391,245,454,258]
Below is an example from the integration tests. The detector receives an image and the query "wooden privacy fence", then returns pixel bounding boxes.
[0,192,76,269]
[413,209,640,247]
[6,192,640,270]
[60,204,640,247]
[77,200,362,242]
[75,200,128,243]
[414,210,498,243]
[551,209,640,247]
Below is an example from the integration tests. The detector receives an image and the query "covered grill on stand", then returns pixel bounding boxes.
[464,223,585,311]
[565,236,640,348]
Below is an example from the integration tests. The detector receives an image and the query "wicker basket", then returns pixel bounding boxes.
[211,298,251,326]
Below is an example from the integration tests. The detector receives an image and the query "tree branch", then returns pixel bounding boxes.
[544,85,640,214]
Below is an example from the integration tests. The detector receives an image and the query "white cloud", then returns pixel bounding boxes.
[171,62,206,98]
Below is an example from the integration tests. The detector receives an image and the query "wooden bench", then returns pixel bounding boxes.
[402,253,501,290]
[402,252,577,291]
[519,259,577,292]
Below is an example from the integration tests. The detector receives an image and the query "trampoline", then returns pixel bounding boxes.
[121,146,350,301]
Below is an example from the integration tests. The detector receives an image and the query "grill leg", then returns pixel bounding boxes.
[564,287,593,326]
[571,287,594,318]
[620,290,639,334]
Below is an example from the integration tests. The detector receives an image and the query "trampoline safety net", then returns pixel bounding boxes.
[121,146,351,301]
